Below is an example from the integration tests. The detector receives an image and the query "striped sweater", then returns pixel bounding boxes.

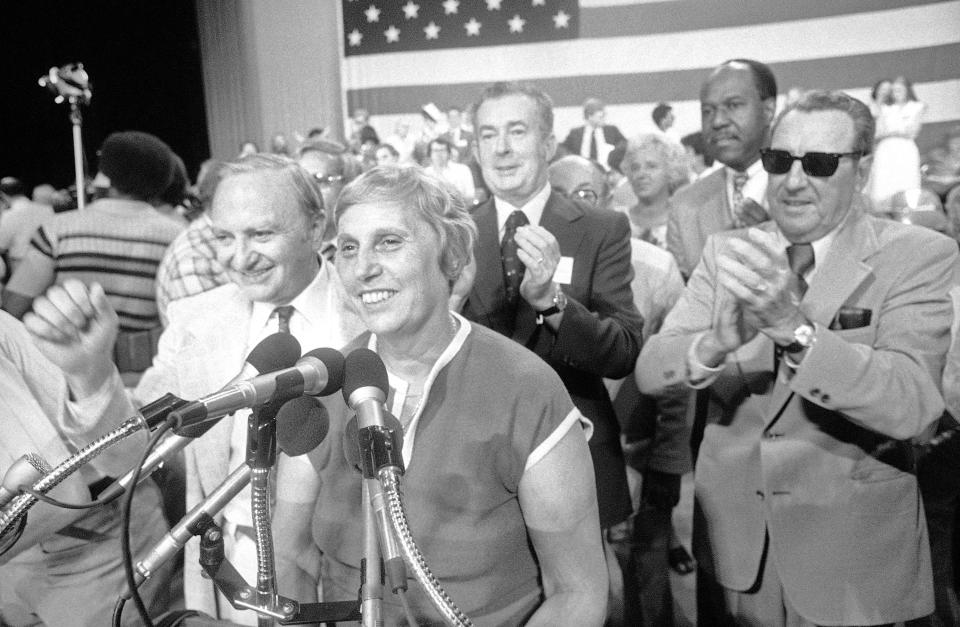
[29,199,184,331]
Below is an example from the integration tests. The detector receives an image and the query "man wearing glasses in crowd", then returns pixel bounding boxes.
[637,90,958,626]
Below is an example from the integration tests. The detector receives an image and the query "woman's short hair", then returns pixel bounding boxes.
[220,153,326,222]
[772,89,875,157]
[620,133,690,194]
[335,165,478,287]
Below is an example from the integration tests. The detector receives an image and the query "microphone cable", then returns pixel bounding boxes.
[117,416,179,627]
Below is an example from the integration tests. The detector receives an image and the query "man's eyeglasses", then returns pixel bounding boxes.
[562,188,599,205]
[760,148,862,178]
[314,173,344,186]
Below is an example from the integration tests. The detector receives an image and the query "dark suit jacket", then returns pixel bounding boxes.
[462,191,644,527]
[639,209,959,623]
[561,124,626,159]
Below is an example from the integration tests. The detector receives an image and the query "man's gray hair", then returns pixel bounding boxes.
[219,153,326,222]
[474,81,554,140]
[772,90,876,156]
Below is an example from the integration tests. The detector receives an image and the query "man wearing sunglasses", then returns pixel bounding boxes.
[667,59,777,280]
[637,90,958,625]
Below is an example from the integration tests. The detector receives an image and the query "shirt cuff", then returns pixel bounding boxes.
[686,332,726,389]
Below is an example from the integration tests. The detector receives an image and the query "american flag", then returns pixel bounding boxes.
[340,0,960,149]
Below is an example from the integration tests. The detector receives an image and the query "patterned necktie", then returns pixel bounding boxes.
[731,172,749,228]
[501,210,529,308]
[786,243,815,297]
[274,305,294,334]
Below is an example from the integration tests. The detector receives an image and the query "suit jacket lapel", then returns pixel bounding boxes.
[766,207,877,421]
[188,290,252,494]
[703,169,733,235]
[467,199,502,324]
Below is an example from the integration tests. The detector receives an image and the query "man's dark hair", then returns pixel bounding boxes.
[652,103,673,127]
[721,58,778,101]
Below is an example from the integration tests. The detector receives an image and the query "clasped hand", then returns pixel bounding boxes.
[514,225,562,310]
[711,228,806,353]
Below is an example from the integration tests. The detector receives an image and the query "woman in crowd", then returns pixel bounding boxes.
[273,165,608,626]
[868,75,927,210]
[621,133,690,248]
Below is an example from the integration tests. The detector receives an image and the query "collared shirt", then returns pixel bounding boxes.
[494,182,552,237]
[724,159,768,220]
[224,257,363,529]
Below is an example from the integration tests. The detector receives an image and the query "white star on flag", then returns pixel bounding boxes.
[384,24,400,42]
[402,1,419,19]
[347,28,363,46]
[464,17,481,36]
[442,0,460,16]
[553,10,570,29]
[485,0,502,11]
[424,21,440,39]
[508,14,526,33]
[364,4,381,23]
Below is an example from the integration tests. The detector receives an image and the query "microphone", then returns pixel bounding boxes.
[0,454,52,509]
[97,333,303,504]
[276,396,330,457]
[342,348,408,593]
[144,332,302,432]
[129,392,331,595]
[168,347,346,430]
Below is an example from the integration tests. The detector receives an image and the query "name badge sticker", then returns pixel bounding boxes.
[553,256,574,284]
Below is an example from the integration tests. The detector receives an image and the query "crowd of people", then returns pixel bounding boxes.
[1,55,960,627]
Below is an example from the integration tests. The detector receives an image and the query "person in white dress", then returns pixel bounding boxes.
[868,75,926,211]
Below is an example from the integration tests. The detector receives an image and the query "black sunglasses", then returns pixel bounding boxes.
[760,148,862,177]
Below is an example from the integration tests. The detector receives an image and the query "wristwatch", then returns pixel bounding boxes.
[783,322,816,353]
[535,287,568,324]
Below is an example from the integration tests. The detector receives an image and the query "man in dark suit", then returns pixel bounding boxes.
[461,82,643,557]
[667,59,777,279]
[639,90,958,625]
[560,97,626,167]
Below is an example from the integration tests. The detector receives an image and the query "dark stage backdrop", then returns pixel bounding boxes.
[0,0,209,194]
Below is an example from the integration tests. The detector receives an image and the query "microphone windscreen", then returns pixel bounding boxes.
[302,347,346,396]
[277,396,330,456]
[247,332,301,373]
[342,348,389,403]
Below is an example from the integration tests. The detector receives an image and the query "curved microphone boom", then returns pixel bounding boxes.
[0,334,303,536]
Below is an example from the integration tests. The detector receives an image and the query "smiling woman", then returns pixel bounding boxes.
[272,165,610,626]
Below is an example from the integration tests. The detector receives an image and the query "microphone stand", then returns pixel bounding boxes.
[198,371,360,625]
